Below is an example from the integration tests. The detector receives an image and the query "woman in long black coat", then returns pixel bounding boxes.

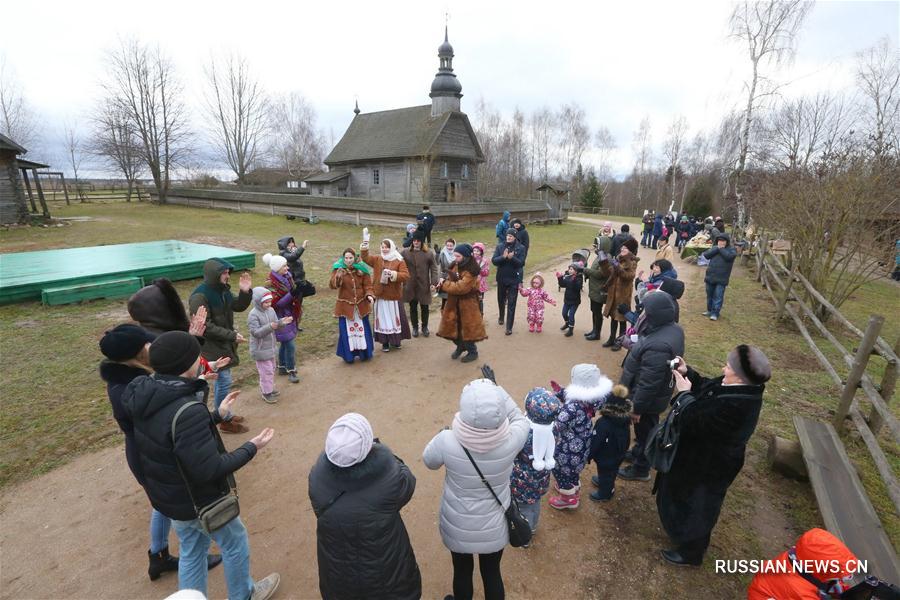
[655,345,771,566]
[309,413,421,600]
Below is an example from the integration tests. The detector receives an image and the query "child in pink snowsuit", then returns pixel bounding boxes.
[519,273,557,332]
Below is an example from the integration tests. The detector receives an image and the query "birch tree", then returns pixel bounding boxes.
[91,99,144,201]
[662,115,688,209]
[0,57,40,150]
[632,116,652,207]
[268,92,326,177]
[856,37,900,165]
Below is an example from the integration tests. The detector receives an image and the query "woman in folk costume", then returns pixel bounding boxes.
[361,238,412,352]
[329,248,376,364]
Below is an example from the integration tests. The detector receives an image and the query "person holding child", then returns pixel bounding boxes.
[361,238,412,352]
[556,263,584,337]
[329,248,376,364]
[587,384,631,502]
[263,253,301,384]
[518,273,556,333]
[247,287,293,404]
[548,364,615,510]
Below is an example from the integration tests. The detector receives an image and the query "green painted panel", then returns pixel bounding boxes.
[41,277,144,306]
[0,240,256,305]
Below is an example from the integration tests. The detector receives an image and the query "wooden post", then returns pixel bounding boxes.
[32,169,51,217]
[870,336,900,435]
[775,272,796,320]
[59,174,71,205]
[756,234,768,282]
[20,168,37,212]
[834,315,885,431]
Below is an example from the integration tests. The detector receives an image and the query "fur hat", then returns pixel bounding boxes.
[127,278,191,334]
[525,387,560,425]
[149,331,201,376]
[623,238,639,255]
[325,413,374,468]
[565,364,613,402]
[530,273,545,288]
[600,384,632,417]
[412,229,427,243]
[263,252,287,273]
[727,345,772,385]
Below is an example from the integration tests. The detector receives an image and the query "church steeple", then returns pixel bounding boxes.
[430,26,462,116]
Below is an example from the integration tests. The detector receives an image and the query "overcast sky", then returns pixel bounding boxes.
[2,0,898,178]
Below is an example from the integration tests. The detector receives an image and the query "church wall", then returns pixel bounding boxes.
[433,115,479,160]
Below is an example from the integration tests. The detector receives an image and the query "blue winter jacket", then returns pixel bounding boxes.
[703,234,737,286]
[495,211,511,242]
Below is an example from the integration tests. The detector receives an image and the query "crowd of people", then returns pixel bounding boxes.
[96,208,781,600]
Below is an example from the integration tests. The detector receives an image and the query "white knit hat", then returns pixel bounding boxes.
[565,363,613,402]
[325,413,374,467]
[263,252,287,273]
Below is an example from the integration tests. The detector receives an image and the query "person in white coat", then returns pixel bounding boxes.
[423,377,530,600]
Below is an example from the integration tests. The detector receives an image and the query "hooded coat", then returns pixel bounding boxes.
[278,236,306,283]
[436,259,487,342]
[188,259,252,366]
[401,244,439,305]
[128,278,191,334]
[247,287,279,361]
[619,293,685,415]
[652,215,664,238]
[495,211,511,242]
[655,366,763,546]
[552,375,614,489]
[588,397,633,472]
[510,219,530,258]
[423,388,530,554]
[308,444,421,600]
[121,374,257,520]
[583,254,609,305]
[703,233,738,286]
[600,253,640,320]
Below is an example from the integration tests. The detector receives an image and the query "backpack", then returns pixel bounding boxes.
[644,393,697,474]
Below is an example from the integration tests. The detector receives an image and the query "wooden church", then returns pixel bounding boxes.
[306,28,484,203]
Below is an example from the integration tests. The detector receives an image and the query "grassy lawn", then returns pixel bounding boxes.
[0,201,598,488]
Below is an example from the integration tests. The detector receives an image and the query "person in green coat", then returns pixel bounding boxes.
[189,258,252,434]
[583,223,615,341]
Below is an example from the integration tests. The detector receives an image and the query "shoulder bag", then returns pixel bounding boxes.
[461,446,532,548]
[171,401,241,533]
[645,393,697,474]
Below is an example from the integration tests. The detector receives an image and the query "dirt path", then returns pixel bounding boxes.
[1,221,728,600]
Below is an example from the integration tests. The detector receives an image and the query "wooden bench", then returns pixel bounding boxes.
[793,416,900,583]
[41,276,144,306]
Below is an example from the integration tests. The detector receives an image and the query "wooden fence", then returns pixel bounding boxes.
[570,205,611,215]
[754,235,900,513]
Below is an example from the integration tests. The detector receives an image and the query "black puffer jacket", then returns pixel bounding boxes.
[619,293,685,415]
[703,233,737,286]
[509,220,530,258]
[491,240,526,286]
[100,360,152,486]
[121,374,257,521]
[278,236,306,283]
[309,444,421,600]
[557,272,583,305]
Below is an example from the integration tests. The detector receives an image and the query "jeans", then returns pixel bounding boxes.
[562,303,579,327]
[705,282,727,317]
[213,367,233,421]
[278,339,296,371]
[518,500,541,533]
[149,508,172,554]
[256,359,275,394]
[171,516,254,600]
[633,412,660,473]
[496,282,518,329]
[451,550,504,600]
[641,230,652,246]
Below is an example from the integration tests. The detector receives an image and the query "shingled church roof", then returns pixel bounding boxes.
[324,105,484,165]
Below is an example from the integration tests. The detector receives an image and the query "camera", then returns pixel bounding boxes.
[668,358,680,370]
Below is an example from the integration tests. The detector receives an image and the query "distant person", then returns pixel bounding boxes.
[329,248,375,363]
[651,213,664,249]
[473,242,490,314]
[277,236,314,330]
[555,263,583,337]
[600,238,640,350]
[189,258,252,434]
[676,216,692,250]
[518,273,556,333]
[702,233,737,321]
[495,210,511,244]
[657,346,770,566]
[641,211,654,247]
[437,238,457,311]
[401,224,417,248]
[492,230,526,335]
[583,224,614,341]
[121,331,280,600]
[416,205,436,246]
[611,224,634,257]
[655,234,674,262]
[423,377,530,600]
[247,287,292,404]
[401,231,439,338]
[264,253,301,384]
[361,238,412,352]
[436,243,487,363]
[309,413,421,600]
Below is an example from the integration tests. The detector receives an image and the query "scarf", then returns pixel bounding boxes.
[380,239,403,262]
[440,246,456,266]
[452,412,510,453]
[332,255,372,276]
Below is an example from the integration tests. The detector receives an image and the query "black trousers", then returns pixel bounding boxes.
[589,300,605,335]
[496,282,518,329]
[633,412,660,473]
[425,229,433,246]
[677,534,712,562]
[451,550,504,600]
[408,301,430,329]
[606,318,625,342]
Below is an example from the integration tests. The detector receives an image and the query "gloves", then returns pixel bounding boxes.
[481,365,497,384]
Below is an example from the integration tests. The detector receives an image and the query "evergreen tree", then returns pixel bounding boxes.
[580,172,604,209]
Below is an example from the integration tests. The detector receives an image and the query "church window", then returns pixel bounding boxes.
[372,169,380,185]
[440,162,449,178]
[461,163,469,179]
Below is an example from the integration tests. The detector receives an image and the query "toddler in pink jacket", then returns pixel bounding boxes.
[519,273,557,332]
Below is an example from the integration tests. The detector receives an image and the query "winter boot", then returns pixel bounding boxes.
[536,323,543,333]
[276,365,287,376]
[560,322,569,331]
[412,326,420,338]
[564,326,574,337]
[618,464,651,482]
[548,488,580,510]
[529,322,535,333]
[422,326,430,337]
[148,547,178,581]
[460,351,479,363]
[287,370,299,384]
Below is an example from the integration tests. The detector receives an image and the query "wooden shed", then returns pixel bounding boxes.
[0,133,51,224]
[536,182,571,222]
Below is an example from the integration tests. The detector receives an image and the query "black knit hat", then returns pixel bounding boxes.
[149,331,202,376]
[455,243,473,258]
[623,238,639,254]
[99,324,156,361]
[505,229,518,240]
[727,345,772,385]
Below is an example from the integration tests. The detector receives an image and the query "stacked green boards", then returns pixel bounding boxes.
[0,240,256,305]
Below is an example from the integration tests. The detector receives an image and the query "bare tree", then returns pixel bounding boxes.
[104,39,191,204]
[204,53,270,183]
[557,102,590,185]
[268,92,325,178]
[856,37,900,165]
[91,99,144,201]
[662,115,689,209]
[529,107,556,182]
[728,0,812,228]
[594,126,617,198]
[632,116,653,208]
[0,57,40,151]
[63,123,86,202]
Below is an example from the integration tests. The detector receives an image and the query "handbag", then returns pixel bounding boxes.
[171,401,241,533]
[644,393,697,474]
[461,447,532,548]
[294,279,317,298]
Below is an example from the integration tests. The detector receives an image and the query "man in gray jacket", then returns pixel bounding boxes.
[702,233,737,321]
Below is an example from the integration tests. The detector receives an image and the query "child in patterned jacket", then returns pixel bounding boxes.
[510,387,561,538]
[549,363,614,510]
[518,273,557,332]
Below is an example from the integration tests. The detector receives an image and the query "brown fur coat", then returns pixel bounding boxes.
[601,253,640,321]
[436,265,487,342]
